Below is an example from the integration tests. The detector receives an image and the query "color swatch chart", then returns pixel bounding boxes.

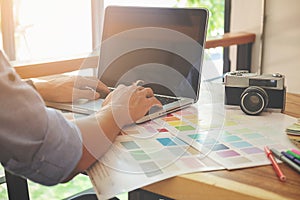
[88,130,223,199]
[88,106,297,199]
[152,108,297,170]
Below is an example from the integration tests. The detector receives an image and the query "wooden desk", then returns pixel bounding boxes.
[138,107,300,200]
[141,163,299,200]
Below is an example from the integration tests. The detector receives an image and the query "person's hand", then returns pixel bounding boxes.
[33,76,110,103]
[102,84,162,126]
[65,83,161,180]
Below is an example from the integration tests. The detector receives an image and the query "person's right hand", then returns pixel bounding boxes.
[102,84,162,126]
[34,76,110,103]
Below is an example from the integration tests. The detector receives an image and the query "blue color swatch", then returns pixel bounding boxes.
[157,138,177,146]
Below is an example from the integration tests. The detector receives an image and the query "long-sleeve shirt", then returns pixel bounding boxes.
[0,51,82,186]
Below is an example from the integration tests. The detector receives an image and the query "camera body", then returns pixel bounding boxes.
[224,71,286,115]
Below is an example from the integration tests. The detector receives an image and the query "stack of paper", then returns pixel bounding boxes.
[286,119,300,136]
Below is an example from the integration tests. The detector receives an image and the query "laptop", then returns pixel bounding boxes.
[97,6,208,123]
[46,6,208,123]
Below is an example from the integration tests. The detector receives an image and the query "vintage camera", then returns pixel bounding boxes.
[224,71,286,115]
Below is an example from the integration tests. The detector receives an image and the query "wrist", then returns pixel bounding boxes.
[71,106,122,174]
[97,105,123,136]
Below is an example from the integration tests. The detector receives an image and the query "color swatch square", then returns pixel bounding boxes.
[172,137,188,146]
[232,128,253,134]
[243,133,264,139]
[157,138,177,146]
[168,121,187,126]
[183,115,198,120]
[221,135,242,142]
[120,141,140,150]
[130,150,151,161]
[175,125,195,131]
[231,141,252,148]
[241,147,263,154]
[224,120,238,126]
[139,162,163,177]
[188,134,202,139]
[157,128,169,133]
[211,143,229,151]
[163,116,180,122]
[217,150,240,158]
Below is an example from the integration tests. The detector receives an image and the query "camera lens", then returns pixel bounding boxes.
[240,86,269,115]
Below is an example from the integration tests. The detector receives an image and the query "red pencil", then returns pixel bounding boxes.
[264,146,286,182]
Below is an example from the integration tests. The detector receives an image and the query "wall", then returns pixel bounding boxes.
[230,0,264,73]
[231,0,300,94]
[262,0,300,94]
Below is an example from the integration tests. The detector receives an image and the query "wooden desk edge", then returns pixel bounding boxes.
[142,171,292,200]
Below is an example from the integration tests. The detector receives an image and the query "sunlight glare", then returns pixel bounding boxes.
[16,0,92,60]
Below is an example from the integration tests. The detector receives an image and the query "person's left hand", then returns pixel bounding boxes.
[34,76,110,103]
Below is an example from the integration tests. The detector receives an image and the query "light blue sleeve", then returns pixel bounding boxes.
[0,51,83,186]
[3,108,83,186]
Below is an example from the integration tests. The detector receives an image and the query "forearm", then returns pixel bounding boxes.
[68,106,121,178]
[0,61,83,185]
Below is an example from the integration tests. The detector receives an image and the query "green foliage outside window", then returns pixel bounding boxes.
[177,0,225,37]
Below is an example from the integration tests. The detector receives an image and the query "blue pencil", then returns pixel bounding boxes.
[281,151,300,166]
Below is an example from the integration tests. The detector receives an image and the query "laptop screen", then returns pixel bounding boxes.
[98,6,208,101]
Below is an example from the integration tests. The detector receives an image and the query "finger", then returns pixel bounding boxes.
[125,84,143,93]
[102,92,112,106]
[76,76,110,94]
[79,77,111,98]
[147,96,163,107]
[95,80,110,94]
[139,87,154,98]
[138,86,145,90]
[73,88,100,101]
[144,97,163,115]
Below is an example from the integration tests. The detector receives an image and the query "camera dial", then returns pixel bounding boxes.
[272,73,282,78]
[240,86,269,115]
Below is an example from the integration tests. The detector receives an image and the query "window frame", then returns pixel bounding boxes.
[1,0,242,79]
[1,0,103,62]
[1,0,16,60]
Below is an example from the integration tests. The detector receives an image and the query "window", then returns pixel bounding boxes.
[1,0,224,60]
[1,0,92,61]
[105,0,225,37]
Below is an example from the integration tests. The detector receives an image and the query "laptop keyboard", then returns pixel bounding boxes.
[155,95,179,105]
